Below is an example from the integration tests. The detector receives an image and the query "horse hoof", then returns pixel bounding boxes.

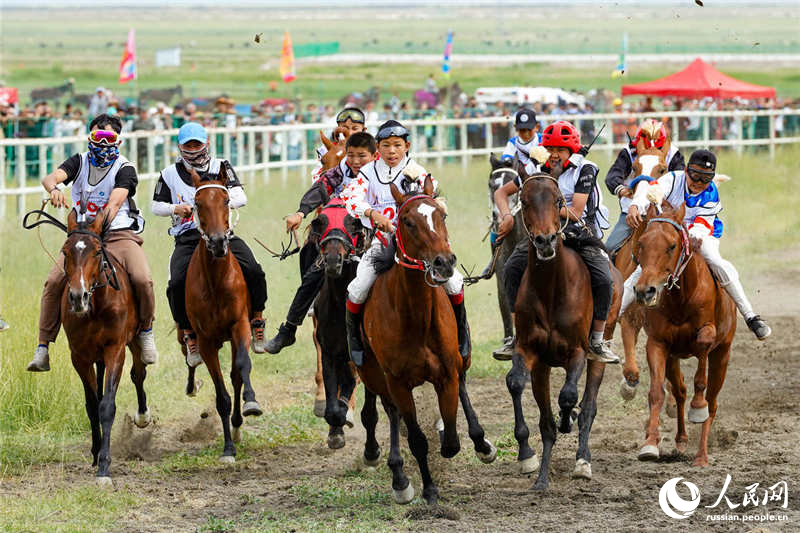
[688,405,709,424]
[363,449,381,467]
[476,441,497,464]
[345,409,355,429]
[572,459,592,480]
[187,379,203,398]
[313,399,326,418]
[232,426,242,443]
[519,455,539,475]
[219,455,235,464]
[619,377,637,401]
[392,484,415,505]
[96,476,113,490]
[133,409,151,428]
[327,434,345,449]
[638,444,660,461]
[242,401,263,417]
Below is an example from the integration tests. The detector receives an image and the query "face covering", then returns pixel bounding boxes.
[88,142,119,168]
[180,145,211,170]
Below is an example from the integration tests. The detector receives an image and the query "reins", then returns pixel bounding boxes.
[644,216,693,290]
[518,174,572,243]
[193,183,239,251]
[393,194,448,287]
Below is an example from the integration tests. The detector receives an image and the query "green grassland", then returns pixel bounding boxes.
[2,4,800,107]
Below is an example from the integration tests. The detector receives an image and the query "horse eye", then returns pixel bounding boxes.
[403,217,415,228]
[668,244,676,253]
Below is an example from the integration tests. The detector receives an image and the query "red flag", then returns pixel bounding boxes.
[119,28,136,84]
[280,31,296,83]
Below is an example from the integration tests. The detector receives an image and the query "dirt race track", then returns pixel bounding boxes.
[2,269,798,532]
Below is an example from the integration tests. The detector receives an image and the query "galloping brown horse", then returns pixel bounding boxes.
[358,177,496,505]
[633,201,735,466]
[61,206,150,486]
[506,173,622,490]
[186,166,262,462]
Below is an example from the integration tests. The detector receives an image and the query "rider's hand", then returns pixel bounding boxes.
[617,186,633,199]
[497,213,515,239]
[626,205,642,229]
[49,188,67,209]
[370,211,394,233]
[174,204,193,218]
[285,212,303,232]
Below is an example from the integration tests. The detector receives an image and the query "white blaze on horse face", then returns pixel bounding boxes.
[417,203,437,233]
[638,155,661,178]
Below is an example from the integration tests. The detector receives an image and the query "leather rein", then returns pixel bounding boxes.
[645,217,693,290]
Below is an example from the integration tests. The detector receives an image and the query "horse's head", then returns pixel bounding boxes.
[634,201,688,306]
[389,175,455,284]
[190,166,231,258]
[310,200,361,278]
[488,153,520,217]
[519,173,565,262]
[319,127,348,172]
[631,121,670,181]
[63,203,108,315]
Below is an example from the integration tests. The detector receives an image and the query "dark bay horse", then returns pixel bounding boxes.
[186,166,262,463]
[633,202,735,466]
[309,199,363,449]
[61,206,150,486]
[507,173,622,490]
[358,177,496,505]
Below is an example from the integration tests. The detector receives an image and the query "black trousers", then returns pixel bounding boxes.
[503,238,613,322]
[167,230,268,330]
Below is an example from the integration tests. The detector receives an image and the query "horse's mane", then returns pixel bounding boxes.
[370,236,397,275]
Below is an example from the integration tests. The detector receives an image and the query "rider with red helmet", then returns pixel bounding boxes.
[604,119,685,252]
[492,120,618,363]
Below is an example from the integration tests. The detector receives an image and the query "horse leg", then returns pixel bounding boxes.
[458,372,496,462]
[530,357,555,492]
[128,342,151,428]
[496,260,513,339]
[558,350,585,435]
[638,340,668,461]
[506,351,538,474]
[361,388,381,465]
[233,320,262,418]
[336,357,357,417]
[78,364,101,467]
[229,343,244,444]
[573,359,606,480]
[313,316,326,418]
[96,360,106,405]
[200,338,236,462]
[96,346,125,485]
[434,374,461,459]
[693,344,730,467]
[665,357,688,454]
[321,348,346,448]
[182,333,202,397]
[689,352,710,424]
[387,377,437,505]
[380,399,413,504]
[619,312,642,400]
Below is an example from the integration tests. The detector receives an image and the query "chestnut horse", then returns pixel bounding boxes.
[633,201,735,466]
[61,206,150,486]
[186,166,262,462]
[506,173,622,490]
[309,199,364,449]
[358,177,496,505]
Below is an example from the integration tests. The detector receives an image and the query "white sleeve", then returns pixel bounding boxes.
[501,141,516,160]
[341,173,371,219]
[151,201,175,217]
[631,173,675,212]
[228,185,247,209]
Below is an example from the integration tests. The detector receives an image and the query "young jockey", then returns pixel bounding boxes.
[315,107,367,161]
[27,113,159,372]
[604,119,685,253]
[492,120,618,363]
[341,120,471,365]
[265,132,377,353]
[621,149,771,340]
[501,108,541,171]
[151,122,269,365]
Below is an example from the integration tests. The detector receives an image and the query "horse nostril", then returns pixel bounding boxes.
[548,234,558,246]
[534,235,546,247]
[449,254,457,267]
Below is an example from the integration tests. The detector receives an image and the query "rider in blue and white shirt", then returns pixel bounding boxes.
[620,149,771,340]
[501,108,542,173]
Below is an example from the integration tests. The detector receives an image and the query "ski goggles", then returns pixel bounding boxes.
[336,108,365,124]
[88,130,120,145]
[376,125,409,141]
[687,167,715,184]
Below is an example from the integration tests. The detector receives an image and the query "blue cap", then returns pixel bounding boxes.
[178,122,208,145]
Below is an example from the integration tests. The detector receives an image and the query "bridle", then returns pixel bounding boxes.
[64,228,121,298]
[316,204,362,266]
[643,217,693,290]
[193,183,239,249]
[518,174,571,244]
[393,194,448,287]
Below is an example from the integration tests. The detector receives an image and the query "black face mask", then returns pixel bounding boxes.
[180,145,210,169]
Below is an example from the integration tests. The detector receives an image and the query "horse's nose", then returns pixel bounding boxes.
[209,235,228,257]
[433,254,455,277]
[68,288,88,312]
[635,285,658,305]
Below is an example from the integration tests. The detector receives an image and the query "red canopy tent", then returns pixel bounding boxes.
[622,58,775,99]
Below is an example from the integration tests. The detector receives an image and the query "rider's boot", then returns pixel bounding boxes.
[587,330,620,364]
[345,300,365,366]
[450,292,472,362]
[184,330,203,368]
[265,322,297,354]
[746,315,771,340]
[136,327,159,365]
[251,314,267,354]
[27,344,50,372]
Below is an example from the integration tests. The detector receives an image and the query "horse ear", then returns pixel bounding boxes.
[422,174,434,197]
[646,202,660,219]
[662,135,671,158]
[344,214,361,236]
[218,161,228,184]
[489,152,500,169]
[675,203,686,223]
[89,208,106,235]
[635,137,647,154]
[390,183,406,204]
[309,214,328,241]
[189,166,203,188]
[67,208,78,231]
[333,127,348,143]
[320,131,334,150]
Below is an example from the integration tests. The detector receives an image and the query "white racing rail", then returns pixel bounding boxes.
[1,108,798,217]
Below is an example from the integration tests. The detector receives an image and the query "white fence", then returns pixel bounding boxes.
[1,109,799,217]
